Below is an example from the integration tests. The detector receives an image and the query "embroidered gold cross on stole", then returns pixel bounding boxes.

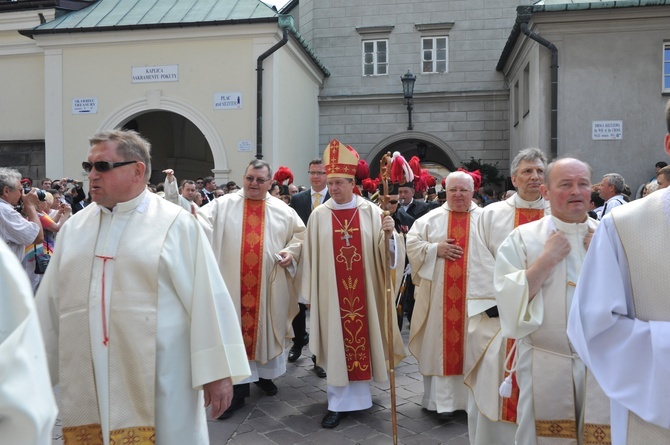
[334,220,359,246]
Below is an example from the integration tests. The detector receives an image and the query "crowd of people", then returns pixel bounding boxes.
[1,103,670,445]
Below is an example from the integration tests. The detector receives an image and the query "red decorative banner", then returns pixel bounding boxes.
[332,208,372,381]
[442,211,470,375]
[240,199,265,360]
[501,207,545,423]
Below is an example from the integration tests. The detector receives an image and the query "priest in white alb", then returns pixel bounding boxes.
[36,130,250,445]
[1,240,57,445]
[406,170,482,417]
[567,107,670,445]
[464,147,549,444]
[197,159,305,418]
[494,157,610,445]
[300,139,406,429]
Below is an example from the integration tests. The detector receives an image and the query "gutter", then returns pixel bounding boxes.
[520,21,558,160]
[497,6,558,159]
[255,16,289,160]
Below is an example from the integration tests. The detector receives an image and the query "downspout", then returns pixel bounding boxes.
[519,21,558,159]
[256,17,290,160]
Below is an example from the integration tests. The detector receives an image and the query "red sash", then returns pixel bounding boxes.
[442,211,470,375]
[332,208,372,381]
[240,199,265,360]
[501,207,545,423]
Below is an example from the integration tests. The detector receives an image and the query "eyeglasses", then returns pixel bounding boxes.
[388,200,399,204]
[308,171,326,176]
[245,176,269,184]
[82,160,137,173]
[196,181,204,185]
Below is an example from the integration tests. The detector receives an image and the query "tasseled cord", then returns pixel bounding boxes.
[499,339,518,398]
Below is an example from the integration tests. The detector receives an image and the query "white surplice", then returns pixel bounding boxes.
[0,241,57,445]
[406,201,481,413]
[36,190,250,445]
[495,215,600,445]
[568,187,670,444]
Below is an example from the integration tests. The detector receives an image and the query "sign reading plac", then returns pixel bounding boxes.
[132,65,179,83]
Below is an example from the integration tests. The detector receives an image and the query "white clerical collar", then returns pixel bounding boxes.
[332,196,357,210]
[513,193,544,209]
[550,215,590,235]
[100,189,148,215]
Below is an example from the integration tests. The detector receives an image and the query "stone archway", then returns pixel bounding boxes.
[367,131,461,182]
[98,92,230,184]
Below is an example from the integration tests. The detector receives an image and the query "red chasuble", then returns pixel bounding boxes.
[240,199,265,360]
[331,208,372,381]
[501,207,545,423]
[443,211,470,376]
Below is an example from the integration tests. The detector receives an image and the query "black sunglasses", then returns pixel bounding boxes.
[388,200,399,204]
[82,160,137,173]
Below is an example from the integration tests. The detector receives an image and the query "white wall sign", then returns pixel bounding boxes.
[72,97,98,114]
[131,65,179,83]
[238,140,253,152]
[214,93,242,110]
[592,120,622,140]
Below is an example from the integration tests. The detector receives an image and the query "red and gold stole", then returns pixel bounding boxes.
[501,207,545,423]
[443,211,470,375]
[332,208,372,381]
[240,199,265,360]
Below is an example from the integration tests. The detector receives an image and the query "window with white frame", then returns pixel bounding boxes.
[664,43,670,92]
[422,36,448,73]
[363,40,388,76]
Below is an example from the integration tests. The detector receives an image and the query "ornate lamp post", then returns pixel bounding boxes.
[400,70,416,130]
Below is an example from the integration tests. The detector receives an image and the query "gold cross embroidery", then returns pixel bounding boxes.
[335,220,359,246]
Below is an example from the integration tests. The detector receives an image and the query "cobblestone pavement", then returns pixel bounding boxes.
[53,323,470,444]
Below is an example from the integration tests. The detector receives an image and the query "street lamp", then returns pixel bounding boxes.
[417,142,428,160]
[401,70,416,130]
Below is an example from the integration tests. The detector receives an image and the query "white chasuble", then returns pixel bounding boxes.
[301,196,405,390]
[0,242,58,445]
[36,191,250,445]
[406,202,481,413]
[465,195,548,445]
[495,215,610,445]
[197,190,305,376]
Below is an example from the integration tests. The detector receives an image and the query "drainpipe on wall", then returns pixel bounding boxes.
[255,16,290,160]
[519,21,558,159]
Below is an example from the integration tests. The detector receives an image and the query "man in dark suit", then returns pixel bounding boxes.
[288,158,329,378]
[398,183,431,220]
[200,176,216,206]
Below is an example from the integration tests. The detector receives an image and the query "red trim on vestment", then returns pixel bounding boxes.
[240,199,265,360]
[442,211,470,375]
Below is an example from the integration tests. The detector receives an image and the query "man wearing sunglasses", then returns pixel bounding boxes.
[197,159,305,420]
[35,129,250,445]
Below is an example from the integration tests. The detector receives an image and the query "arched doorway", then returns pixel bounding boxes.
[368,132,460,188]
[120,111,214,185]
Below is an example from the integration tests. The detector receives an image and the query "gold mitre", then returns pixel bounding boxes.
[324,139,359,179]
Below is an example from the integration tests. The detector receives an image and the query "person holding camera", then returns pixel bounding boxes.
[0,167,44,261]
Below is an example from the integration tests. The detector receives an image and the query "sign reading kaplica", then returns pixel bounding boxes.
[131,65,179,83]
